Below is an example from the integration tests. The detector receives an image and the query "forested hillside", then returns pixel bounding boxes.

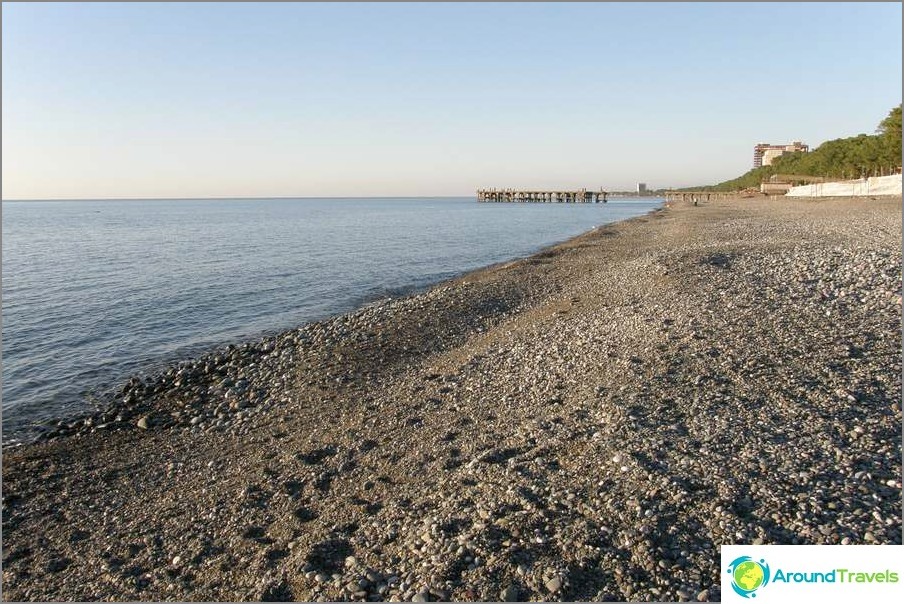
[686,105,901,192]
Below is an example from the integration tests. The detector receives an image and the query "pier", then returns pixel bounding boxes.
[477,188,608,203]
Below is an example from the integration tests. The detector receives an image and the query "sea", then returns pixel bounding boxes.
[1,196,662,443]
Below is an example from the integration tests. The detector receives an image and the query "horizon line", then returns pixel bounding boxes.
[2,191,672,203]
[2,194,479,203]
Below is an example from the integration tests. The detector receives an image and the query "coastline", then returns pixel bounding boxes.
[2,195,901,601]
[2,199,664,447]
[1,198,662,446]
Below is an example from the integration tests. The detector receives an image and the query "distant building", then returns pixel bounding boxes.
[759,173,826,195]
[753,142,808,168]
[636,182,648,195]
[760,176,794,195]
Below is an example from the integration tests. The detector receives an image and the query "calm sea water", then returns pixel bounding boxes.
[1,196,660,441]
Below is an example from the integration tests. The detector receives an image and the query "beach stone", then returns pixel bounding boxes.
[258,579,292,602]
[136,416,150,430]
[545,576,563,593]
[46,557,70,573]
[500,584,520,601]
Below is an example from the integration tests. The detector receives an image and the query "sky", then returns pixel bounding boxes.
[2,2,902,199]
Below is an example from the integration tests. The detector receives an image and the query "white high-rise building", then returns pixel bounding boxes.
[636,183,648,195]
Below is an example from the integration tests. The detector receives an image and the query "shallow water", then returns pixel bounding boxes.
[1,196,661,439]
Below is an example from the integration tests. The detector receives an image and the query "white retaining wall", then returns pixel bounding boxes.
[785,174,902,197]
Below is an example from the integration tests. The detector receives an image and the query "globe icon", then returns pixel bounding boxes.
[733,560,765,592]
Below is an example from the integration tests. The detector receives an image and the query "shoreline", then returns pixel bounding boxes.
[2,201,665,447]
[2,195,900,601]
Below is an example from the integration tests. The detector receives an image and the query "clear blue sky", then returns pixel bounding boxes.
[3,2,901,199]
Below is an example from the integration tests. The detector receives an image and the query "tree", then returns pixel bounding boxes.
[877,104,902,168]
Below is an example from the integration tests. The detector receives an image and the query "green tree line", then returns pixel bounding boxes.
[683,104,902,192]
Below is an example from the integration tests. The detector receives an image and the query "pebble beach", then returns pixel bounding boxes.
[2,195,901,601]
